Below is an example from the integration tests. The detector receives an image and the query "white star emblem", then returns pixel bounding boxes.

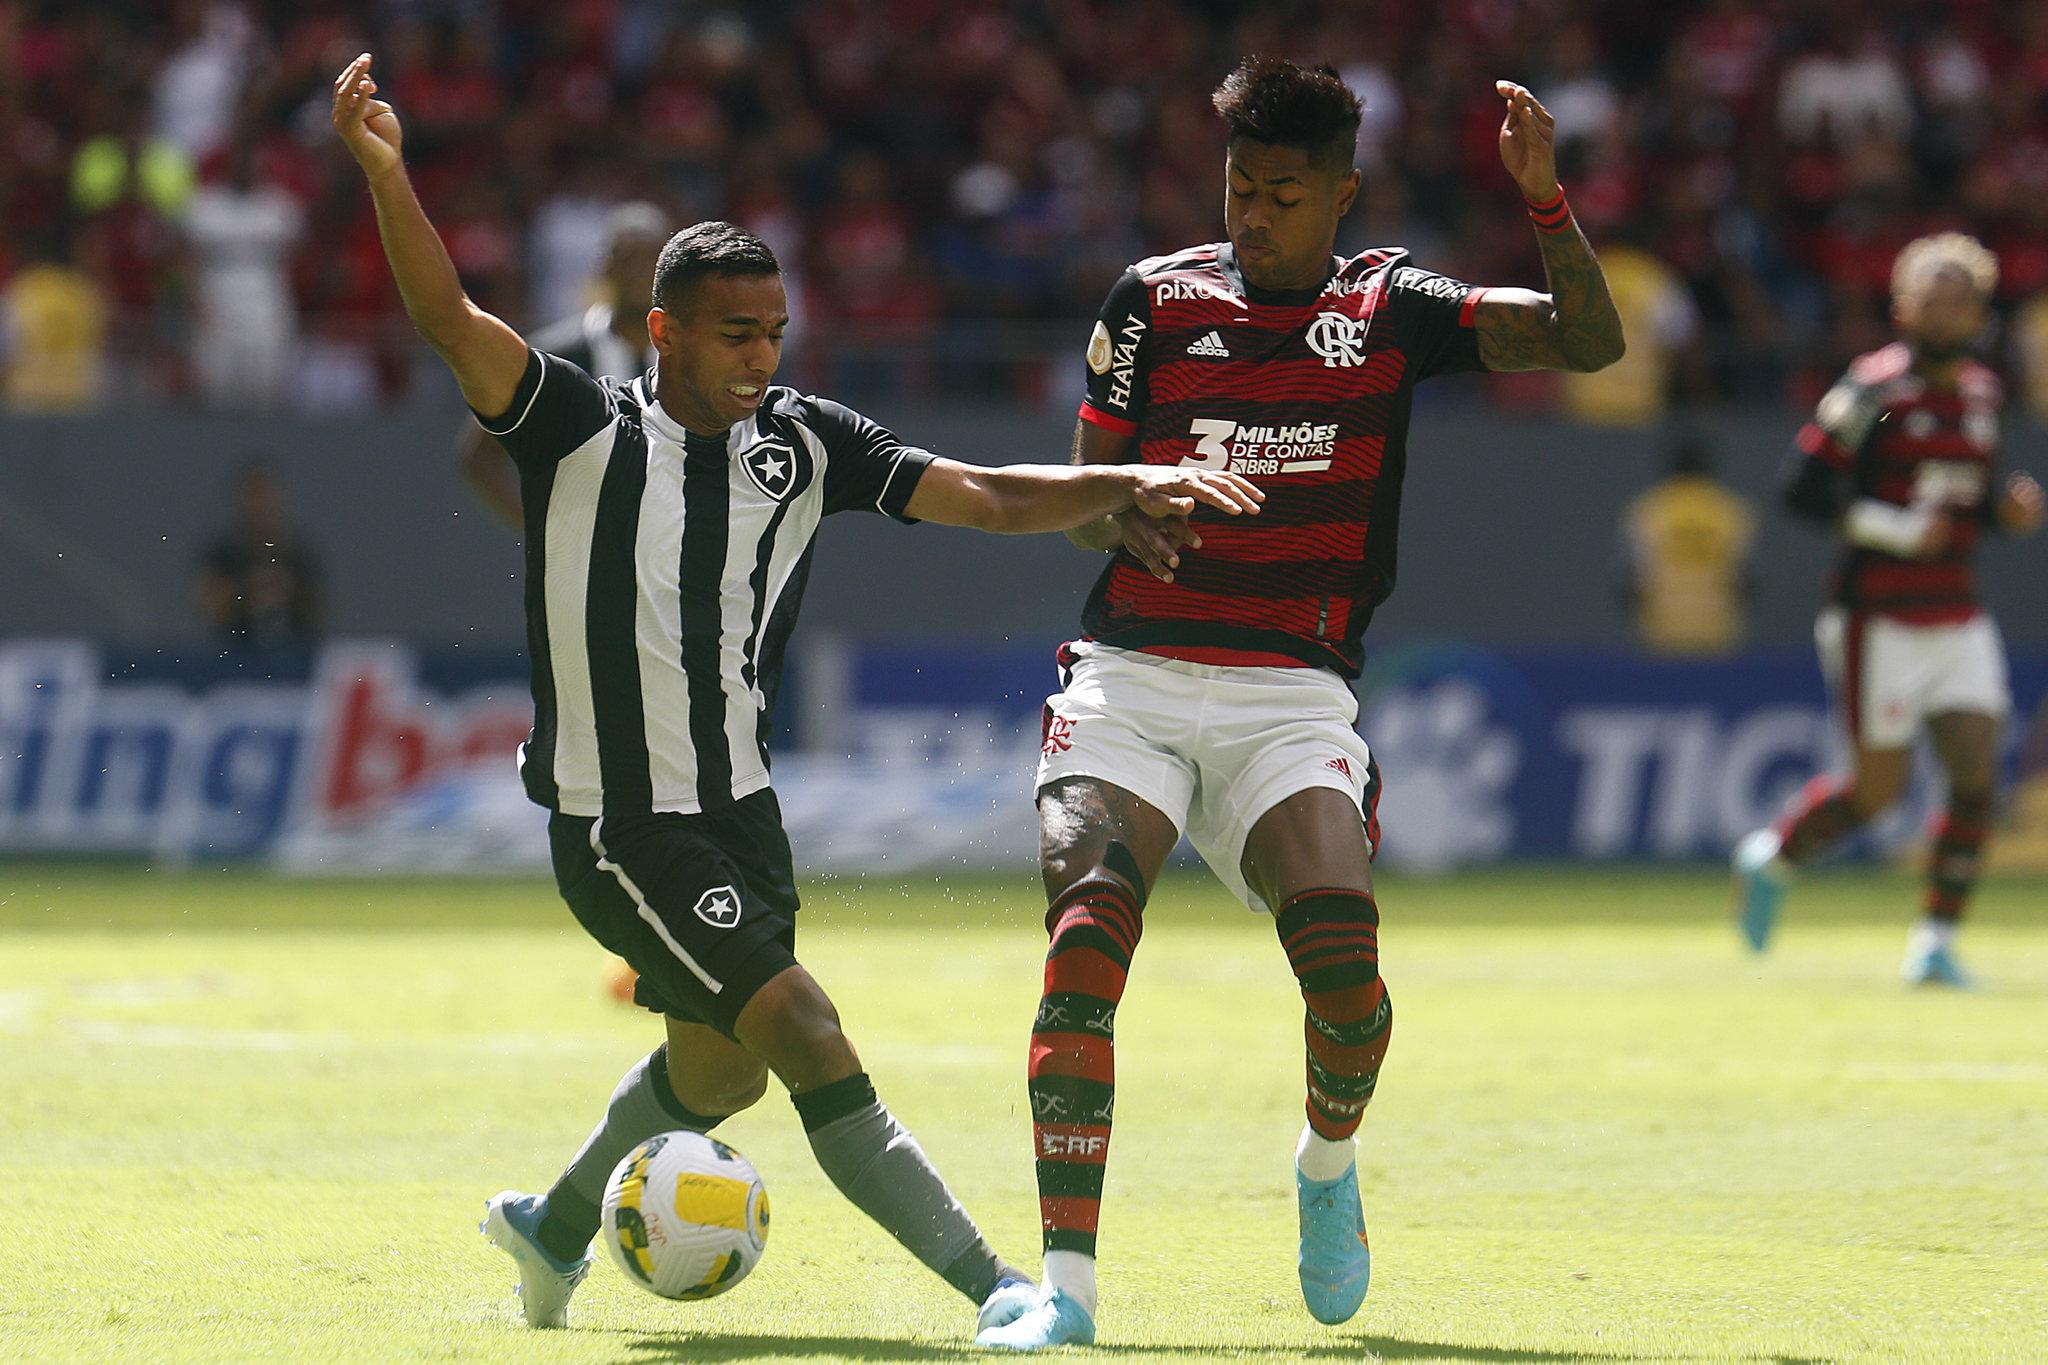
[693,884,743,928]
[740,439,799,501]
[756,451,786,482]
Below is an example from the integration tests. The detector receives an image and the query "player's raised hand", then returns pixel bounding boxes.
[1128,468,1264,520]
[332,53,403,179]
[1495,81,1559,202]
[1998,471,2045,536]
[1119,510,1203,583]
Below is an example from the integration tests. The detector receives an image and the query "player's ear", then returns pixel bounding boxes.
[648,306,675,355]
[1334,167,1361,218]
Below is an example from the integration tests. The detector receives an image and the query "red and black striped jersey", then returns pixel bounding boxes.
[1784,342,2003,623]
[1076,242,1487,677]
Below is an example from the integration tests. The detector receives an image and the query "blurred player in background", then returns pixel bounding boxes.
[331,53,1262,1341]
[457,203,666,525]
[982,58,1623,1350]
[1734,233,2045,986]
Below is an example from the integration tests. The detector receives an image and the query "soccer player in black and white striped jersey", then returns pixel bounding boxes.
[331,54,1262,1338]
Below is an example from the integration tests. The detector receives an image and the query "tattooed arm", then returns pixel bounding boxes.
[1472,81,1625,374]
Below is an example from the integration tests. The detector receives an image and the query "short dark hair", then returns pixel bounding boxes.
[1212,56,1363,174]
[652,221,780,312]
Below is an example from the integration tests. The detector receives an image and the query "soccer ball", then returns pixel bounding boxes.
[601,1131,770,1300]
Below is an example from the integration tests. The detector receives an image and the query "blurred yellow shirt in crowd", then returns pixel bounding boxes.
[2,264,108,412]
[1564,244,1695,426]
[1625,473,1755,655]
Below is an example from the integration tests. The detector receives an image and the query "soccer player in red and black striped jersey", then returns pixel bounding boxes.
[980,59,1624,1349]
[1733,234,2043,987]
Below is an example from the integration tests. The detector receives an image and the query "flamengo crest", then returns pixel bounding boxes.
[1306,311,1369,368]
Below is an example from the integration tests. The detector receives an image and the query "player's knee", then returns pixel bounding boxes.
[1274,888,1381,991]
[736,971,858,1089]
[666,1052,769,1117]
[1042,839,1149,932]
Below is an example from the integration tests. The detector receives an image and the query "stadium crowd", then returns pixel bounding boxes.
[8,0,2048,418]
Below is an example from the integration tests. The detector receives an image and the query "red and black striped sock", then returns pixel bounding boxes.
[1028,877,1142,1259]
[1776,775,1864,864]
[1925,793,1993,923]
[1276,889,1391,1142]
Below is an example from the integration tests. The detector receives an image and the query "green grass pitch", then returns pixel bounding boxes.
[3,863,2045,1362]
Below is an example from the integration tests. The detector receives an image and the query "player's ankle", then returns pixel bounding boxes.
[1296,1123,1356,1182]
[1042,1249,1098,1317]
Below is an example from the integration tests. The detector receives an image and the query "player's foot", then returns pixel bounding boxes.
[1903,941,1975,989]
[975,1287,1095,1350]
[1297,1163,1371,1325]
[1731,827,1789,953]
[975,1274,1038,1335]
[481,1190,591,1329]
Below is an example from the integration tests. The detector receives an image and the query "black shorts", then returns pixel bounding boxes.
[549,789,800,1039]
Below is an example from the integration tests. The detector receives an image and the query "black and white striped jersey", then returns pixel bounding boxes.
[477,349,933,817]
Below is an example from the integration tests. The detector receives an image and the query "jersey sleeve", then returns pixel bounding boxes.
[1386,265,1487,380]
[471,350,616,470]
[809,397,936,522]
[1782,371,1884,525]
[1078,269,1153,438]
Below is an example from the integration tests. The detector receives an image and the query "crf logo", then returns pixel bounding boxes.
[1039,1132,1109,1158]
[1043,712,1075,756]
[740,438,797,501]
[1306,311,1369,367]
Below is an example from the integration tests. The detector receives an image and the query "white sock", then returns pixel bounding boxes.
[1042,1250,1096,1316]
[1909,916,1958,955]
[1737,827,1791,882]
[1296,1122,1356,1183]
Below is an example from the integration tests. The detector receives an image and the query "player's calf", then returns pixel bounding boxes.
[1275,888,1385,1325]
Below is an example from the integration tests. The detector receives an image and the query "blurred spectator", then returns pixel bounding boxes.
[183,144,304,406]
[196,462,322,646]
[1563,237,1701,426]
[1621,436,1755,657]
[0,231,109,412]
[459,202,668,524]
[6,2,2046,411]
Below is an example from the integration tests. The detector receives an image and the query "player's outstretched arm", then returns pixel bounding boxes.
[1470,82,1625,374]
[904,459,1262,536]
[331,53,529,417]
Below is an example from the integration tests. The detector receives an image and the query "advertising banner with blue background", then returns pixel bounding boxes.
[4,637,2044,875]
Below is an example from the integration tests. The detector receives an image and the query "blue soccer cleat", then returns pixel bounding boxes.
[1903,941,1975,989]
[976,1274,1039,1335]
[481,1190,592,1329]
[1731,828,1789,953]
[975,1286,1095,1351]
[1297,1163,1371,1325]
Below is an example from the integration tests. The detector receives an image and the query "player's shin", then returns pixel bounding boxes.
[1275,889,1391,1175]
[1922,791,1993,928]
[1028,876,1144,1316]
[790,1071,1022,1303]
[536,1044,728,1264]
[1775,775,1866,864]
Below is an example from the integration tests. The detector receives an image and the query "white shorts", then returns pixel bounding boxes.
[1816,607,2010,750]
[1034,641,1379,913]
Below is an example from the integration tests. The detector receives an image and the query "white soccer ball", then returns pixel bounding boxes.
[601,1131,770,1300]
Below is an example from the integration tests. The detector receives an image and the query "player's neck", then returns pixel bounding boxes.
[652,373,733,438]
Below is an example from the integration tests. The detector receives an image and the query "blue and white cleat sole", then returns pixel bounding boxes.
[1731,829,1788,954]
[976,1286,1095,1351]
[1297,1164,1371,1325]
[1904,944,1975,989]
[481,1190,591,1329]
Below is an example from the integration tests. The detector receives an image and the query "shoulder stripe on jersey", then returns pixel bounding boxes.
[480,351,551,435]
[876,448,918,515]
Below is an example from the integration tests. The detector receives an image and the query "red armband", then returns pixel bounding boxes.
[1525,186,1572,235]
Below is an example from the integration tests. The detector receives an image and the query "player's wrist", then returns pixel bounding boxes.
[1523,183,1570,233]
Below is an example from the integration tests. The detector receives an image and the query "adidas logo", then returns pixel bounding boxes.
[1185,330,1231,358]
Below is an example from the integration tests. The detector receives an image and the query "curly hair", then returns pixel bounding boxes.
[1891,232,1998,303]
[1211,55,1363,173]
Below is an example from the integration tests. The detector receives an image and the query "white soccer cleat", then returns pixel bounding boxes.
[482,1190,592,1329]
[976,1274,1039,1335]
